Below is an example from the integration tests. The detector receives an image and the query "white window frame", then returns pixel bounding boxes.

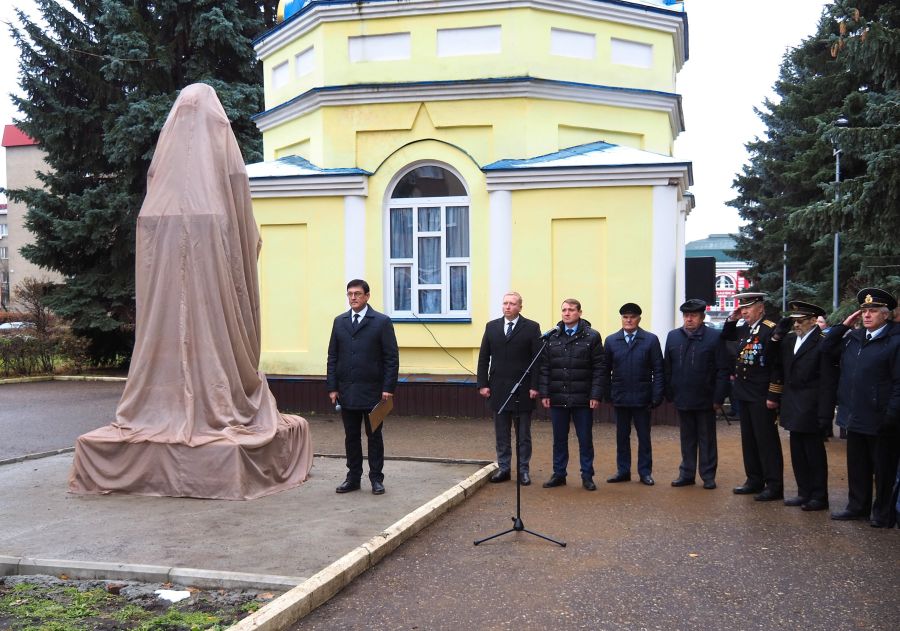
[0,247,7,260]
[385,165,471,319]
[0,224,7,238]
[716,275,735,290]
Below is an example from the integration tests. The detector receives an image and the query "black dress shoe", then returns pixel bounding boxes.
[490,470,511,483]
[519,472,531,486]
[671,477,695,487]
[702,480,717,490]
[754,488,784,502]
[640,475,655,486]
[801,499,828,512]
[784,496,808,507]
[543,474,566,488]
[831,509,868,521]
[606,472,631,483]
[733,483,764,495]
[336,479,361,493]
[371,480,385,495]
[870,520,891,528]
[582,478,597,491]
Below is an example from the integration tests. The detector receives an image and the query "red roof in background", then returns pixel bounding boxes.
[2,125,38,147]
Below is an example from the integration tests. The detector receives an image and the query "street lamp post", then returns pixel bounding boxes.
[832,115,849,312]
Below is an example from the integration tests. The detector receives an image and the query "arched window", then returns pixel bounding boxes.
[715,275,735,290]
[386,165,470,317]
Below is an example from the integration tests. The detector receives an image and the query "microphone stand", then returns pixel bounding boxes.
[474,337,566,547]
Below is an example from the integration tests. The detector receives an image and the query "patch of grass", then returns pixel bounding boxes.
[135,608,223,630]
[112,603,152,622]
[240,600,261,613]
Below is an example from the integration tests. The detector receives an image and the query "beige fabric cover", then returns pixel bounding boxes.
[69,83,313,500]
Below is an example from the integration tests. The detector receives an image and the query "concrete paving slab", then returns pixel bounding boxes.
[0,452,482,583]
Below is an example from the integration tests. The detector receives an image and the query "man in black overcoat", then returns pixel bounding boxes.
[327,279,399,495]
[766,301,837,511]
[664,299,729,489]
[723,292,785,501]
[477,292,542,485]
[822,287,900,527]
[603,302,664,486]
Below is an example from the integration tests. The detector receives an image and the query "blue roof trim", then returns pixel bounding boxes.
[254,0,689,61]
[250,155,371,177]
[252,76,682,122]
[482,140,692,172]
[483,141,617,169]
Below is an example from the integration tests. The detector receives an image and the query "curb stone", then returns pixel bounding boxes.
[227,462,498,630]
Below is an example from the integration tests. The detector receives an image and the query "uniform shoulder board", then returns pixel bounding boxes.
[819,331,827,338]
[763,319,776,328]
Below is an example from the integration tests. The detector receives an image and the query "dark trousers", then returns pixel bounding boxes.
[676,408,717,482]
[845,430,900,526]
[341,408,384,483]
[494,411,532,474]
[789,430,828,503]
[737,399,784,491]
[614,406,652,477]
[549,406,594,479]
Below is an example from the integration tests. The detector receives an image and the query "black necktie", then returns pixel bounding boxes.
[353,313,359,328]
[506,321,513,337]
[866,332,872,341]
[626,333,634,345]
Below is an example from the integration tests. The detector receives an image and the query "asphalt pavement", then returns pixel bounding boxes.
[2,380,898,630]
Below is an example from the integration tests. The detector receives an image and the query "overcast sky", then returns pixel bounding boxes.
[2,0,830,242]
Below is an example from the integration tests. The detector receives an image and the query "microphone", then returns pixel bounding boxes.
[540,328,557,340]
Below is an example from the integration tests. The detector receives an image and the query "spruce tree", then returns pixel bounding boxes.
[728,1,898,315]
[7,0,278,362]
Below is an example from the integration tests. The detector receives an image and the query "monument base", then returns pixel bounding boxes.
[68,415,313,500]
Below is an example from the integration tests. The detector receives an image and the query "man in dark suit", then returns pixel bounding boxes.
[723,292,785,501]
[327,279,399,495]
[603,302,664,486]
[822,287,900,527]
[664,299,729,489]
[766,301,837,511]
[477,292,542,485]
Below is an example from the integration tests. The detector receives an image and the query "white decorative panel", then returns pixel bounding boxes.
[295,46,315,78]
[550,28,596,60]
[437,25,502,57]
[348,33,411,63]
[271,61,289,88]
[611,38,653,68]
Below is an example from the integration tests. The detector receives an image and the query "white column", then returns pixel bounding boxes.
[488,190,512,319]
[651,185,678,341]
[675,199,688,319]
[344,195,366,282]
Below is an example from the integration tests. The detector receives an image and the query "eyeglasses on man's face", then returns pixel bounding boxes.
[347,291,367,298]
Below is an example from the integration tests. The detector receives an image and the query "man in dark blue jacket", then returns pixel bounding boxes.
[822,287,900,527]
[603,303,664,486]
[664,299,729,489]
[327,279,399,496]
[539,298,606,491]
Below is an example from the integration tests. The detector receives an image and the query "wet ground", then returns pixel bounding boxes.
[2,381,897,630]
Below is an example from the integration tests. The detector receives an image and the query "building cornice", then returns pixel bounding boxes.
[483,163,692,196]
[256,0,688,68]
[249,174,369,198]
[254,77,684,137]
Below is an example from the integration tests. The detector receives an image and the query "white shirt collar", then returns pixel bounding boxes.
[866,323,888,340]
[504,316,520,326]
[794,326,816,353]
[352,305,368,319]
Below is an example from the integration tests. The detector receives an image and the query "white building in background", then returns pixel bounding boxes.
[2,125,62,311]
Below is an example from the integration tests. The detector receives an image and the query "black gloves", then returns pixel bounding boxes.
[773,316,793,340]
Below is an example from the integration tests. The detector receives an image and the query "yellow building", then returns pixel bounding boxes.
[250,0,693,404]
